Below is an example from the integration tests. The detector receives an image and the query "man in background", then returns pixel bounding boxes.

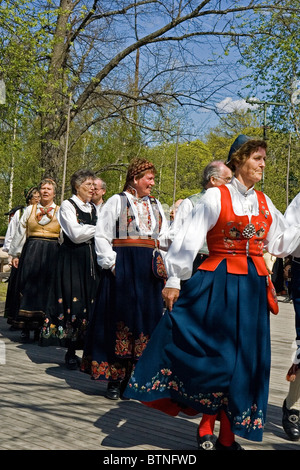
[167,160,232,273]
[91,178,106,215]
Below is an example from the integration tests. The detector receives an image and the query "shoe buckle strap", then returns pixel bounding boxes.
[201,440,215,450]
[288,414,299,424]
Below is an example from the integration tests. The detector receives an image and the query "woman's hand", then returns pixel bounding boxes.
[12,257,19,269]
[162,287,180,312]
[286,363,299,382]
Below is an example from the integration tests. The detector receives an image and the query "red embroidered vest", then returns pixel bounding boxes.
[199,185,272,275]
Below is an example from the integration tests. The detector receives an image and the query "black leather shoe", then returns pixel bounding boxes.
[215,439,244,450]
[119,378,130,400]
[196,432,215,450]
[65,353,78,370]
[33,329,40,342]
[282,399,300,441]
[106,381,121,400]
[20,330,30,342]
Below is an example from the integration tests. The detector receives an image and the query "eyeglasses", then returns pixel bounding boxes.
[217,176,232,183]
[82,183,95,188]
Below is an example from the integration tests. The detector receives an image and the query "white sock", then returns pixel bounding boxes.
[286,370,300,411]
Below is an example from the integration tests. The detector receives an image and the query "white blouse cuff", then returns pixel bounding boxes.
[165,276,181,290]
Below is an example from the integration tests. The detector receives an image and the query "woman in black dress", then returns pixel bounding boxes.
[9,179,60,341]
[42,169,101,369]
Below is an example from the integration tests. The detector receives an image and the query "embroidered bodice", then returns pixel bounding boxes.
[200,185,272,275]
[116,192,162,240]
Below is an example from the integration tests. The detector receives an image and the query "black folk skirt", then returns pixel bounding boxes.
[40,240,101,349]
[9,237,60,331]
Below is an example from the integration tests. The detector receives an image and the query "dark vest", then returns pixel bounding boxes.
[62,198,97,247]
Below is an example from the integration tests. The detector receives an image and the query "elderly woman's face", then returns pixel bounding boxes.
[76,178,95,202]
[133,171,155,198]
[236,147,266,188]
[30,190,40,205]
[40,183,55,205]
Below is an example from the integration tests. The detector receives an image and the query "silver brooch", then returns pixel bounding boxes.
[242,223,256,239]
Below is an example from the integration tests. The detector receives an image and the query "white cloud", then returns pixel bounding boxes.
[216,97,259,113]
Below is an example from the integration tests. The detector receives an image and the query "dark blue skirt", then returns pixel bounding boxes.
[123,259,271,442]
[81,244,165,381]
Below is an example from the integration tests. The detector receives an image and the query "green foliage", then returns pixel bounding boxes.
[0,282,7,302]
[0,0,299,234]
[0,117,41,234]
[61,118,147,201]
[240,0,300,133]
[236,1,300,211]
[146,139,212,206]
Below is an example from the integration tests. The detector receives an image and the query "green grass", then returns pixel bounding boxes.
[0,282,7,302]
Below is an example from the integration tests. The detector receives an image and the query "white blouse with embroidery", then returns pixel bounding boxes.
[94,190,169,270]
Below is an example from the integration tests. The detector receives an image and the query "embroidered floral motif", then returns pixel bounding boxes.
[152,250,168,280]
[127,368,265,435]
[41,319,58,339]
[115,321,149,358]
[117,192,162,239]
[41,313,87,342]
[115,321,133,356]
[221,219,269,257]
[90,360,127,381]
[231,405,264,434]
[224,221,243,239]
[134,331,150,357]
[127,368,227,412]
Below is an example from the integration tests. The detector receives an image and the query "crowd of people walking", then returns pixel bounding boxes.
[2,137,300,450]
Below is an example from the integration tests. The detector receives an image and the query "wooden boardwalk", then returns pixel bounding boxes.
[0,295,299,452]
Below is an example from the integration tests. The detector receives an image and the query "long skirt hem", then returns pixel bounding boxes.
[123,259,271,443]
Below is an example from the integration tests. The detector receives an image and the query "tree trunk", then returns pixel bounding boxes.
[39,0,74,182]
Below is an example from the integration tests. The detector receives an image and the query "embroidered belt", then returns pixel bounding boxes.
[112,238,158,249]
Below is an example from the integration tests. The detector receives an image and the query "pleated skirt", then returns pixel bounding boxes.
[10,237,59,330]
[40,241,100,348]
[123,259,271,442]
[81,244,165,381]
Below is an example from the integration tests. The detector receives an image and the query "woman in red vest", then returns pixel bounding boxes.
[123,136,300,450]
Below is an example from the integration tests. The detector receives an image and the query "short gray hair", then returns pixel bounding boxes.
[70,169,96,194]
[95,177,106,190]
[201,161,226,188]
